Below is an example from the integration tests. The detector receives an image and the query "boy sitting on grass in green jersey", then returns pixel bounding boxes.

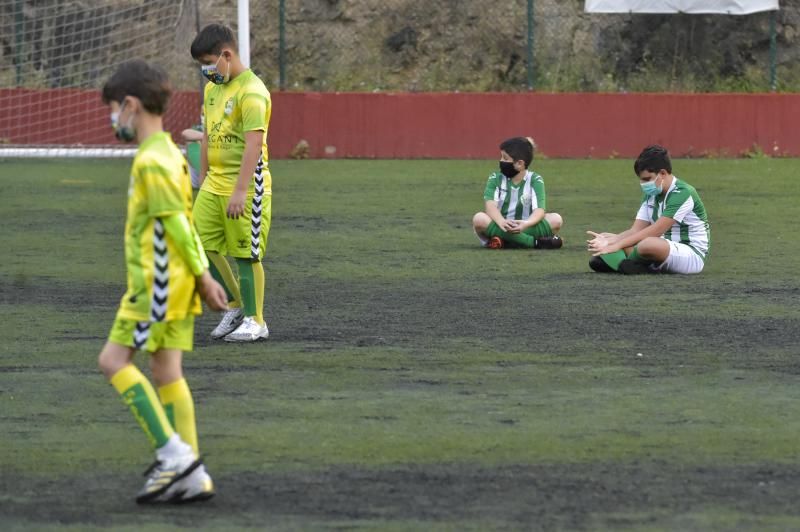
[472,136,563,250]
[97,59,228,504]
[587,144,710,275]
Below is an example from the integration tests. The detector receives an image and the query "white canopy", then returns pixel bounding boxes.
[585,0,778,14]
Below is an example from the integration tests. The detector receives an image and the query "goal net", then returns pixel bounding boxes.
[0,0,202,157]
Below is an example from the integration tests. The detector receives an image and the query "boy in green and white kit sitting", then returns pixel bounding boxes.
[472,137,563,249]
[587,144,710,274]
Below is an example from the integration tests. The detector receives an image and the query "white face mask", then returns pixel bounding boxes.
[110,100,136,142]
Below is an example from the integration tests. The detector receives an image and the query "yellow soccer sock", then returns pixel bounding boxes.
[158,378,199,455]
[110,365,174,449]
[207,251,242,308]
[253,260,266,326]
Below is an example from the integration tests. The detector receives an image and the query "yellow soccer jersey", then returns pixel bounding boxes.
[203,69,272,197]
[117,132,202,322]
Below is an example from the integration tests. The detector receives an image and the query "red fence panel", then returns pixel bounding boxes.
[270,92,800,159]
[2,89,799,158]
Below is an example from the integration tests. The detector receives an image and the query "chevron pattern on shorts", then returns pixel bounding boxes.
[151,218,168,322]
[134,321,151,350]
[250,154,264,260]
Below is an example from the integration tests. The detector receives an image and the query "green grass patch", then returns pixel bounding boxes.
[1,157,799,530]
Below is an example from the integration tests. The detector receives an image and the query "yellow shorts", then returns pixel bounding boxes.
[193,189,271,260]
[108,315,195,352]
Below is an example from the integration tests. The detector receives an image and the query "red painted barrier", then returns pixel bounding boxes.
[270,92,800,159]
[2,89,799,158]
[0,89,200,146]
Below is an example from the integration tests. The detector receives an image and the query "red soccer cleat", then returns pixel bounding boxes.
[487,236,504,249]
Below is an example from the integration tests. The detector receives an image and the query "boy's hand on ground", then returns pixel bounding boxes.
[197,271,229,311]
[226,189,247,219]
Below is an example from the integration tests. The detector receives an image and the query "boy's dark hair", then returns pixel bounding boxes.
[191,23,237,59]
[499,137,535,168]
[101,59,171,115]
[634,144,672,175]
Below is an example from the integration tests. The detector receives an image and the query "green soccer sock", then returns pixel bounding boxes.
[486,221,536,248]
[627,246,654,264]
[599,249,627,271]
[207,251,241,307]
[236,258,258,318]
[110,365,174,449]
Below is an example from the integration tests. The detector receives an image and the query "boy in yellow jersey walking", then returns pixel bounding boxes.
[97,60,228,503]
[190,24,273,342]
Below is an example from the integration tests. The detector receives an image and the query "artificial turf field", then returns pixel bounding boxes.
[0,157,798,531]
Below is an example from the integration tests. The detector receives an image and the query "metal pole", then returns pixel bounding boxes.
[279,0,286,90]
[769,9,777,92]
[527,0,534,91]
[195,0,204,102]
[238,0,250,68]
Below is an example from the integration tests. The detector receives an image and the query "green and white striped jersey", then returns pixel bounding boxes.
[483,170,546,220]
[636,176,711,258]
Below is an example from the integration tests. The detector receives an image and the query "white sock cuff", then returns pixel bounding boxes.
[157,434,193,459]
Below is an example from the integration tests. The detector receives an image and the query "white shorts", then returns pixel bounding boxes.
[657,240,705,274]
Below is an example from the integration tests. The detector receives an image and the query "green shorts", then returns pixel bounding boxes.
[525,218,553,239]
[108,315,195,352]
[194,189,271,260]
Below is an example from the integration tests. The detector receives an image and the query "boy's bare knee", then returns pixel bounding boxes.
[638,237,659,253]
[98,342,135,380]
[637,237,669,260]
[149,357,166,387]
[98,349,123,380]
[97,352,111,377]
[472,212,489,230]
[548,213,563,230]
[150,350,183,387]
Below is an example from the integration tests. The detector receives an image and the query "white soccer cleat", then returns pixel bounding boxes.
[224,316,269,342]
[136,449,200,504]
[210,307,244,339]
[160,463,215,504]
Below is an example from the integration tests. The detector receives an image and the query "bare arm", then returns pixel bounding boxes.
[611,216,673,252]
[589,217,673,256]
[484,199,518,232]
[521,207,546,230]
[226,130,265,219]
[160,213,227,311]
[587,219,648,248]
[609,219,651,244]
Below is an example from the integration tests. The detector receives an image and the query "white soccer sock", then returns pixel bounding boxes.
[156,433,194,460]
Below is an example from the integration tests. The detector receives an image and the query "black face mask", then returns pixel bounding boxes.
[499,161,518,178]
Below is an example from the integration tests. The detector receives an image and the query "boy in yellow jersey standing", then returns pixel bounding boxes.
[97,59,228,503]
[190,24,273,342]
